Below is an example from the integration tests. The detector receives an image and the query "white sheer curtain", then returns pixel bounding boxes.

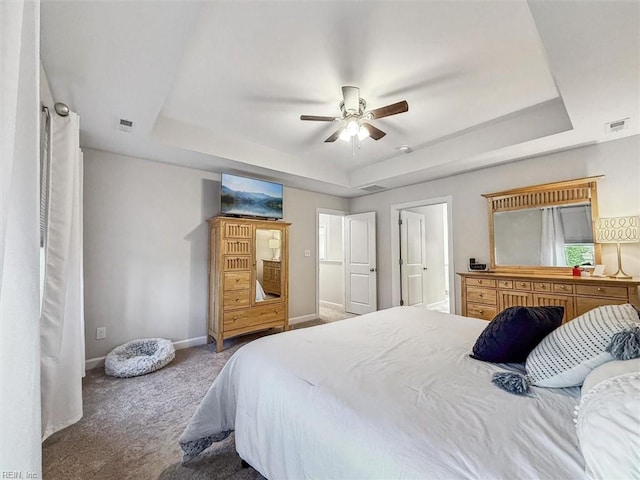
[541,207,567,266]
[1,0,43,472]
[40,111,85,440]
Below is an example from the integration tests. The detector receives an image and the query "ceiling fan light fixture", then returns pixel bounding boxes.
[357,125,370,141]
[345,118,360,136]
[339,129,351,142]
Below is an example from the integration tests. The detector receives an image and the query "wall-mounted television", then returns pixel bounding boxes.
[221,173,283,219]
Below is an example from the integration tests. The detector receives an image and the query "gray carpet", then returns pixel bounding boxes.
[43,321,324,480]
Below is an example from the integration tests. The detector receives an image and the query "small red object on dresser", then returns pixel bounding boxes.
[572,266,582,276]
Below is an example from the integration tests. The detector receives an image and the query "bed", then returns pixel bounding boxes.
[181,306,589,479]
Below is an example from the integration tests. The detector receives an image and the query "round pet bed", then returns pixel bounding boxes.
[105,338,175,378]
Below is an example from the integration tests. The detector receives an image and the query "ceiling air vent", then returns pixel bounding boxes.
[605,118,629,134]
[119,118,134,133]
[360,184,387,193]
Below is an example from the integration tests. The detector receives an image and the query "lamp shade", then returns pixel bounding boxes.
[268,238,281,249]
[595,216,640,244]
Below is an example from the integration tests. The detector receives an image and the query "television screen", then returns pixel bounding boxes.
[221,173,283,219]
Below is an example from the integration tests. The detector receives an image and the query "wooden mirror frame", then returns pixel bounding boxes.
[482,176,603,275]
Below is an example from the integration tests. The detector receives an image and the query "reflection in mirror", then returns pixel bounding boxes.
[494,204,594,267]
[255,228,282,302]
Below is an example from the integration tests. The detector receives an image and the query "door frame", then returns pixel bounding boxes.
[390,196,454,311]
[315,208,348,320]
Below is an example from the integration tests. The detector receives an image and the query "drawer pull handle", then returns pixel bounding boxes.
[597,287,604,292]
[559,286,566,290]
[478,310,483,314]
[520,283,525,286]
[478,293,483,297]
[478,280,483,284]
[233,316,238,320]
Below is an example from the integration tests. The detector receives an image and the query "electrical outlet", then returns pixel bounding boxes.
[96,327,106,340]
[304,249,311,257]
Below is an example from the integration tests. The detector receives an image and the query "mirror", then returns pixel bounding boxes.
[483,176,602,273]
[255,228,282,302]
[494,204,595,266]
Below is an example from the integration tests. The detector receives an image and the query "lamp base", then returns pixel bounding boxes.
[608,270,632,279]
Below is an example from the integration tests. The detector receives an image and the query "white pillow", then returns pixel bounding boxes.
[526,304,639,388]
[582,358,640,393]
[576,360,640,480]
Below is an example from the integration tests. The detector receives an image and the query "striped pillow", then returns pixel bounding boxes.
[526,304,640,388]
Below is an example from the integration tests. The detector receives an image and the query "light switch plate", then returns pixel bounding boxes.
[304,249,311,257]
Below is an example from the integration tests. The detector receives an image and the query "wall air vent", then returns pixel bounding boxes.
[605,118,629,134]
[119,118,134,133]
[360,184,387,193]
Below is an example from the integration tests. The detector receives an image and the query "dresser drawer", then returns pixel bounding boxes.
[466,303,497,321]
[223,271,251,291]
[466,287,497,305]
[576,285,628,299]
[250,304,285,324]
[223,289,250,309]
[533,282,551,292]
[497,279,513,289]
[552,283,574,294]
[223,256,251,272]
[223,304,285,331]
[513,280,532,291]
[223,239,251,255]
[576,297,628,316]
[466,278,496,288]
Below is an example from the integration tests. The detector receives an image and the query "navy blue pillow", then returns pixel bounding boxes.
[470,306,564,363]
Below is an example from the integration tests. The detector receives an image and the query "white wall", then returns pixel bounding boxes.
[83,149,220,360]
[283,190,349,318]
[349,135,640,313]
[1,1,42,475]
[83,150,350,359]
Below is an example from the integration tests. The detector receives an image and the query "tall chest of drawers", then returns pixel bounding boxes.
[208,217,290,352]
[459,272,640,323]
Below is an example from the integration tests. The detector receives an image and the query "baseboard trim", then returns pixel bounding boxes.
[319,300,344,308]
[288,313,317,325]
[85,335,209,371]
[173,336,208,350]
[85,356,106,371]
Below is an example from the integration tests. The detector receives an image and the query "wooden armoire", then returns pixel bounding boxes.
[207,216,290,352]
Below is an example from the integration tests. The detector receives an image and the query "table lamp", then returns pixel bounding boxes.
[268,238,281,260]
[595,216,639,279]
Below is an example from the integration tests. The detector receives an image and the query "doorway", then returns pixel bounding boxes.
[390,197,453,313]
[317,210,351,322]
[316,210,377,321]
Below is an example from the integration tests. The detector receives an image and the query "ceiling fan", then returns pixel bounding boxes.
[300,86,409,143]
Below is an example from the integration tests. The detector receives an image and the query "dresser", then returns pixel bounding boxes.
[208,217,290,352]
[261,260,281,295]
[459,272,640,323]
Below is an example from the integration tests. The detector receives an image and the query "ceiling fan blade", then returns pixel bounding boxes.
[368,100,409,119]
[342,86,360,114]
[324,128,344,143]
[361,123,386,140]
[300,115,337,122]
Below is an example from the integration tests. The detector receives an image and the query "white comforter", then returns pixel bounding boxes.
[181,307,585,479]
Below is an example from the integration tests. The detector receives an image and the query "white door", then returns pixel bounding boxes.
[345,212,377,314]
[400,210,427,306]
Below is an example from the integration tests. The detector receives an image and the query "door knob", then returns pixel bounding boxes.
[370,267,376,272]
[423,267,428,271]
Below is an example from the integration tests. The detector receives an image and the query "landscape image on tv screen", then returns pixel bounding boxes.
[221,173,283,219]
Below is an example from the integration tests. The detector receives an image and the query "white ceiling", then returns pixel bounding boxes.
[41,1,639,197]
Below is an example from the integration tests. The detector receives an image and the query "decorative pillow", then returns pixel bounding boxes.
[575,360,640,480]
[492,304,640,395]
[526,303,639,388]
[470,306,564,363]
